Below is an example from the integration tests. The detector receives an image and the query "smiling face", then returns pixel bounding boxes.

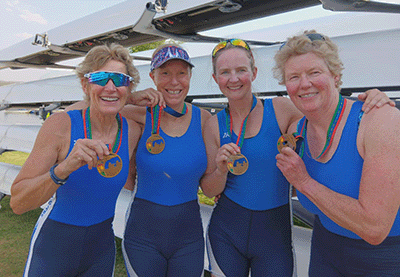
[212,48,257,101]
[82,59,130,115]
[149,59,192,109]
[284,52,340,113]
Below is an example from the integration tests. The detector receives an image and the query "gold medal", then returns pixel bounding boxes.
[277,133,297,153]
[146,134,165,154]
[97,153,123,178]
[227,153,249,175]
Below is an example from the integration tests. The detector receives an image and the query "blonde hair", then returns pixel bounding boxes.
[76,43,140,100]
[273,30,344,90]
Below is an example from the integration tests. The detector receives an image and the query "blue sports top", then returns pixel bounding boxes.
[135,105,207,206]
[218,98,290,211]
[48,110,130,226]
[297,101,400,238]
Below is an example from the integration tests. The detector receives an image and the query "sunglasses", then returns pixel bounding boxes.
[279,33,326,50]
[84,71,134,87]
[212,39,251,57]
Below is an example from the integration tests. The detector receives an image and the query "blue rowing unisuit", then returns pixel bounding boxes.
[297,101,400,238]
[47,109,130,226]
[135,105,207,206]
[217,98,290,210]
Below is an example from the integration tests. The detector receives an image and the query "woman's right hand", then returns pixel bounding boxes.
[56,138,110,179]
[215,142,241,174]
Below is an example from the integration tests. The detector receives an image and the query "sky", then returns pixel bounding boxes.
[1,0,400,83]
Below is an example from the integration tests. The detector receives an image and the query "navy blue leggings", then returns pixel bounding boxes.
[207,194,293,277]
[310,216,400,277]
[123,198,204,277]
[24,217,115,277]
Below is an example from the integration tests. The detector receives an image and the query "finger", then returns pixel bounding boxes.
[357,93,367,101]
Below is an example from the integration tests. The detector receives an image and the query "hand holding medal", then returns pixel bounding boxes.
[83,107,123,178]
[277,133,299,153]
[225,95,257,175]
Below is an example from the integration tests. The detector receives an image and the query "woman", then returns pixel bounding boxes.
[122,44,211,277]
[275,30,400,276]
[200,39,393,277]
[10,44,141,276]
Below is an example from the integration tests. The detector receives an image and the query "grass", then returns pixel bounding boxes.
[0,196,128,276]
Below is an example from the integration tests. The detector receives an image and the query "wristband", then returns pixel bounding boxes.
[49,164,69,185]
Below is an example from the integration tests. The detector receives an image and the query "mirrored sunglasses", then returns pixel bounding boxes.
[212,39,251,57]
[279,33,326,50]
[84,71,134,87]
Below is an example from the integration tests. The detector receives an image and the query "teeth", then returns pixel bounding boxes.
[300,93,317,98]
[229,86,241,90]
[167,90,180,95]
[101,97,118,101]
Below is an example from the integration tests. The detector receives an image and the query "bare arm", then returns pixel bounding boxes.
[123,117,141,191]
[200,115,239,197]
[10,112,109,214]
[273,96,303,134]
[276,105,400,245]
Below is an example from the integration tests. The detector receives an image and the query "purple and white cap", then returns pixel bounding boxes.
[150,46,194,72]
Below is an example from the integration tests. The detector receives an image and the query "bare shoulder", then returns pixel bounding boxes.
[272,96,303,134]
[362,104,400,130]
[272,96,301,115]
[359,105,400,154]
[30,111,71,163]
[199,107,212,128]
[41,111,71,134]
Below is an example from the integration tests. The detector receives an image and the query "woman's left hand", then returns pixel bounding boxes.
[276,146,311,192]
[127,88,166,108]
[358,89,395,113]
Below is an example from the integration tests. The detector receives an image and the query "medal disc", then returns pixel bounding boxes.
[146,134,165,154]
[97,153,122,178]
[227,153,249,175]
[277,133,297,153]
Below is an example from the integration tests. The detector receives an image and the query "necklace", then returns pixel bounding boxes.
[83,107,123,177]
[225,95,257,175]
[298,94,347,159]
[146,103,188,154]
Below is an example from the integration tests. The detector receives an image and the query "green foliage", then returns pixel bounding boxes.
[129,40,166,53]
[129,39,183,53]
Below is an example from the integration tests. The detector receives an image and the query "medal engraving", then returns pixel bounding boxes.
[277,133,297,153]
[227,153,249,175]
[146,134,165,154]
[97,153,122,178]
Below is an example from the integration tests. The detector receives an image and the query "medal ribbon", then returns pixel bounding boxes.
[148,103,187,134]
[163,103,188,117]
[298,94,347,159]
[83,107,122,154]
[225,95,257,148]
[149,105,162,135]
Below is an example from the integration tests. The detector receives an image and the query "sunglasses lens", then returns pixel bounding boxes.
[231,39,250,50]
[306,33,325,41]
[212,41,227,57]
[86,72,131,87]
[212,39,251,57]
